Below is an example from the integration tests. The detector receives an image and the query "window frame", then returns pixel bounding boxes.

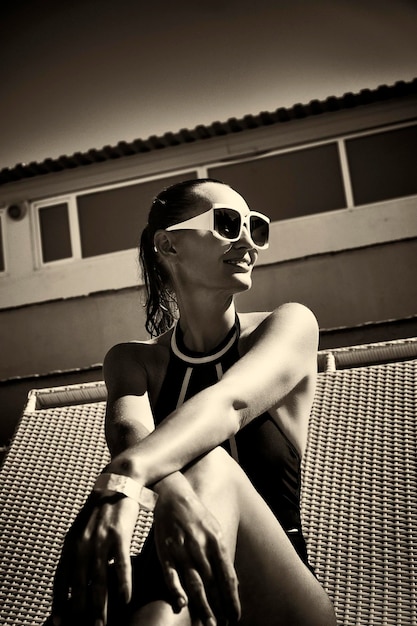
[208,139,349,221]
[30,121,417,269]
[32,195,80,268]
[3,120,412,308]
[74,167,200,261]
[0,208,7,274]
[343,122,417,206]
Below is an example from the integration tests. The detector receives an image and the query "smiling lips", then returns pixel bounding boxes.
[224,256,252,269]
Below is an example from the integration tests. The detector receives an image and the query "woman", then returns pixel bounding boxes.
[51,179,336,626]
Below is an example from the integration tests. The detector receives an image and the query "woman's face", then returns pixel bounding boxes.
[162,182,260,296]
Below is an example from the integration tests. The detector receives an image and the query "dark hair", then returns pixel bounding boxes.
[139,178,227,337]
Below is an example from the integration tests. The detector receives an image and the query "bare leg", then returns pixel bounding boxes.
[128,600,191,626]
[234,475,335,625]
[129,447,336,626]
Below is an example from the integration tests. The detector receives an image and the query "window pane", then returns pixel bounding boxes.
[77,172,197,258]
[346,125,417,205]
[0,217,4,271]
[39,203,72,262]
[208,144,346,221]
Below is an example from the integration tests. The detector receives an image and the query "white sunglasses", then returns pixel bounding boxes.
[165,204,270,250]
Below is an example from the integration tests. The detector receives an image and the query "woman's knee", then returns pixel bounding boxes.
[183,446,243,498]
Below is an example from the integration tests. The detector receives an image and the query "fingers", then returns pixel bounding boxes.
[89,549,110,626]
[161,548,215,626]
[186,535,224,619]
[52,502,100,623]
[187,532,240,625]
[153,490,240,625]
[158,535,188,612]
[85,518,133,624]
[112,534,133,604]
[161,558,188,613]
[51,498,136,626]
[159,531,239,626]
[183,567,216,626]
[52,536,111,626]
[209,535,241,622]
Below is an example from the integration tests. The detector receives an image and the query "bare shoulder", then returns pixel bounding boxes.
[103,329,173,395]
[238,303,318,355]
[104,331,170,367]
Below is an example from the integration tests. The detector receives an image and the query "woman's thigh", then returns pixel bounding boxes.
[122,448,335,626]
[188,449,336,626]
[233,479,335,626]
[126,600,190,626]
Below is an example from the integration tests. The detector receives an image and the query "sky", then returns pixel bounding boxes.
[1,0,416,170]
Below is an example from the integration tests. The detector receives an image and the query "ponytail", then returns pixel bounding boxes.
[139,177,226,337]
[139,225,178,337]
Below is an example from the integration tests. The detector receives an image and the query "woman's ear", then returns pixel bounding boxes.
[153,230,177,257]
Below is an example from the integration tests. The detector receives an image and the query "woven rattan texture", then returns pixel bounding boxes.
[302,360,417,626]
[0,398,152,626]
[1,356,416,626]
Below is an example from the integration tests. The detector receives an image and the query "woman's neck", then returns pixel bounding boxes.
[176,297,236,353]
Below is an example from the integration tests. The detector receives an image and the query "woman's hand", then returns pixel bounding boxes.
[51,493,139,626]
[154,487,241,626]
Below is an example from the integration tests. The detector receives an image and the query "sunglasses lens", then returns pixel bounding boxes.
[213,208,241,240]
[250,215,269,247]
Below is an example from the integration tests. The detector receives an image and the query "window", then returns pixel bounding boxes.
[5,122,415,310]
[38,202,72,262]
[77,172,197,258]
[208,143,346,221]
[346,125,417,205]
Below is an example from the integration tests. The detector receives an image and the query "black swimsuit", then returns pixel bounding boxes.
[154,318,310,564]
[107,318,312,620]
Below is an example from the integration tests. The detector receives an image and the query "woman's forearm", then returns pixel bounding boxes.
[105,407,203,505]
[107,384,240,486]
[105,304,317,489]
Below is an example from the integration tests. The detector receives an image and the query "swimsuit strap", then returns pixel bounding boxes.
[171,315,240,365]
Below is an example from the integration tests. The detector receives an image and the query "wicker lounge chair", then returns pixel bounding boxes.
[0,337,416,626]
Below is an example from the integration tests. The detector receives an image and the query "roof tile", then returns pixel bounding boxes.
[1,78,416,186]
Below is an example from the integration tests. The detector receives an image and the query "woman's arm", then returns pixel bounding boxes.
[52,303,317,626]
[102,350,241,622]
[99,302,316,624]
[52,341,241,626]
[108,302,318,486]
[101,302,317,624]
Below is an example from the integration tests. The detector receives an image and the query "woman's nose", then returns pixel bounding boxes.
[236,224,256,249]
